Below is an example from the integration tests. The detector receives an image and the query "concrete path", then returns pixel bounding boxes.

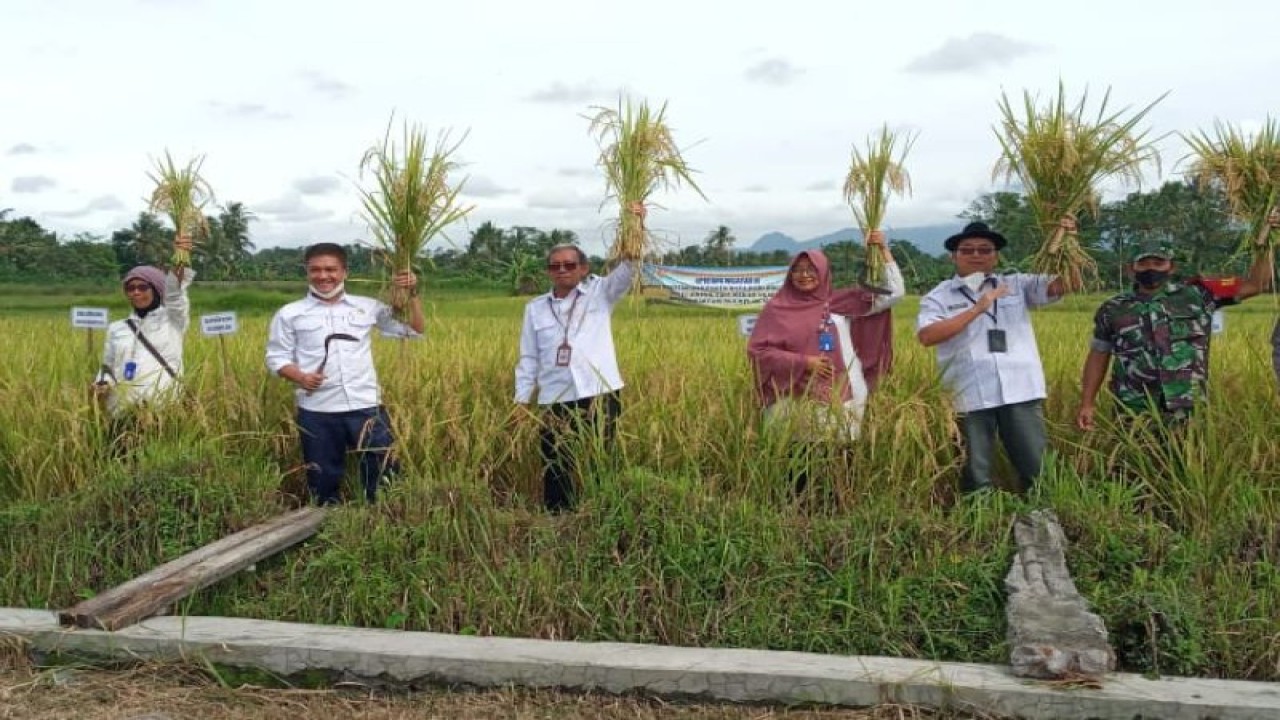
[3,608,1278,719]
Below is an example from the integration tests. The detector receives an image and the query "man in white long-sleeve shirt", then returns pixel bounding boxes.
[916,221,1067,494]
[514,242,637,511]
[265,243,424,504]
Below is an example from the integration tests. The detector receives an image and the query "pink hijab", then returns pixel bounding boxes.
[747,250,894,408]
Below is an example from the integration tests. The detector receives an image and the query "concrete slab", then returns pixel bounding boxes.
[3,608,1278,719]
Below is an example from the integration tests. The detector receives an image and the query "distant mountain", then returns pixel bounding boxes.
[749,231,802,253]
[747,224,956,257]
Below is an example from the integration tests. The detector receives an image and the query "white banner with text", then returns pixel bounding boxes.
[641,264,787,307]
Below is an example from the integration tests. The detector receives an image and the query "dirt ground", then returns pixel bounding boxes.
[0,643,974,720]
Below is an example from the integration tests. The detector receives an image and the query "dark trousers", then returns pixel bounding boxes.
[298,406,398,505]
[789,443,852,497]
[958,399,1046,493]
[539,392,621,512]
[1272,319,1280,388]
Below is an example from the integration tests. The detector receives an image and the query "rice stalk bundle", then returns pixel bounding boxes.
[1184,118,1280,258]
[993,83,1165,291]
[842,125,915,288]
[147,151,214,281]
[588,97,705,263]
[359,119,473,316]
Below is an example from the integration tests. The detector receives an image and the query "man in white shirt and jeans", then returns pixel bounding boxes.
[515,237,639,512]
[917,221,1067,494]
[266,243,424,504]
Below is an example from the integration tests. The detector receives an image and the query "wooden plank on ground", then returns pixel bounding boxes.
[59,507,326,631]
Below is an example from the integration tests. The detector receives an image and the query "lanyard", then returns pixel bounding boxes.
[817,303,833,332]
[548,290,583,345]
[956,283,999,324]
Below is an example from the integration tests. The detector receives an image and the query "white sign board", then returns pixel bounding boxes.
[201,312,239,336]
[1211,309,1224,335]
[737,314,758,338]
[71,307,109,329]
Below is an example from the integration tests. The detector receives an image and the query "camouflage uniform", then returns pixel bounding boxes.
[1090,282,1225,422]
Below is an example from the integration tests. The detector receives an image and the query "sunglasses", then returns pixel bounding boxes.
[123,282,153,293]
[955,247,996,256]
[546,261,579,272]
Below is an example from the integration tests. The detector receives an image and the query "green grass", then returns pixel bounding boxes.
[0,284,1277,682]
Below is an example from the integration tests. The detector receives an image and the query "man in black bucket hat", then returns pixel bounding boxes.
[917,220,1069,495]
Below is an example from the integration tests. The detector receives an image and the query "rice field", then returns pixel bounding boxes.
[1,285,1278,682]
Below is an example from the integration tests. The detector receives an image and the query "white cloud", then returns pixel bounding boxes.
[525,81,612,104]
[744,58,805,86]
[7,143,37,155]
[525,188,599,211]
[45,194,125,219]
[209,101,291,120]
[905,32,1040,74]
[254,192,335,224]
[461,175,515,198]
[741,184,769,193]
[301,70,355,100]
[805,180,837,192]
[292,175,343,195]
[12,176,56,193]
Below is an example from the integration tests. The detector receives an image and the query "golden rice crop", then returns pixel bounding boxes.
[843,125,915,288]
[1183,117,1280,258]
[588,97,705,262]
[359,118,473,315]
[147,151,214,280]
[993,83,1164,291]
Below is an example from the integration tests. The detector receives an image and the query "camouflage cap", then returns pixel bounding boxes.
[1129,242,1174,263]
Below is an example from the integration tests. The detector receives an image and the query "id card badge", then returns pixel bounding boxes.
[987,328,1008,353]
[818,331,834,352]
[555,342,572,367]
[123,361,138,380]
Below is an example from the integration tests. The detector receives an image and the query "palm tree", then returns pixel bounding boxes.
[111,212,171,270]
[203,201,256,278]
[703,225,736,266]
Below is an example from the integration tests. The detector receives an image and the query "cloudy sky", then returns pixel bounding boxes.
[3,0,1277,255]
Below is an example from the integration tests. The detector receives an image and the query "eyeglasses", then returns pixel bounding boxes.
[790,267,818,277]
[546,262,579,272]
[955,247,996,256]
[123,283,153,293]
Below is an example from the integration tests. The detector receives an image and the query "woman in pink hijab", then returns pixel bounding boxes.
[747,232,903,488]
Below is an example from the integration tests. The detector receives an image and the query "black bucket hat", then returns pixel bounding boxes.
[944,222,1007,252]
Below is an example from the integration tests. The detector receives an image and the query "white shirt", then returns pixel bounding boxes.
[916,273,1058,413]
[265,293,420,412]
[514,260,635,405]
[97,270,193,415]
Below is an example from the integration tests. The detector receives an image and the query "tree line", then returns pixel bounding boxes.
[0,180,1263,293]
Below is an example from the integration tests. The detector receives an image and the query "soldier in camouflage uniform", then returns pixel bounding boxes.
[1077,241,1274,429]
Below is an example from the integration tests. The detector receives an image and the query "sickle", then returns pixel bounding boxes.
[316,333,359,375]
[305,333,359,396]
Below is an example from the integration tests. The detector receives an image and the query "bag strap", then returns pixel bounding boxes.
[126,319,179,379]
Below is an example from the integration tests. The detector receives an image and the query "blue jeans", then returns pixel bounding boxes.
[957,399,1046,493]
[297,406,398,504]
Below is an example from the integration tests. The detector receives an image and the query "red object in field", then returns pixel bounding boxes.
[1190,275,1241,302]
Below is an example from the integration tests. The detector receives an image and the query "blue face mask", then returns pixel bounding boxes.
[1134,269,1169,287]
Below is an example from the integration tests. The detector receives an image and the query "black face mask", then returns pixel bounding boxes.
[1134,269,1169,288]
